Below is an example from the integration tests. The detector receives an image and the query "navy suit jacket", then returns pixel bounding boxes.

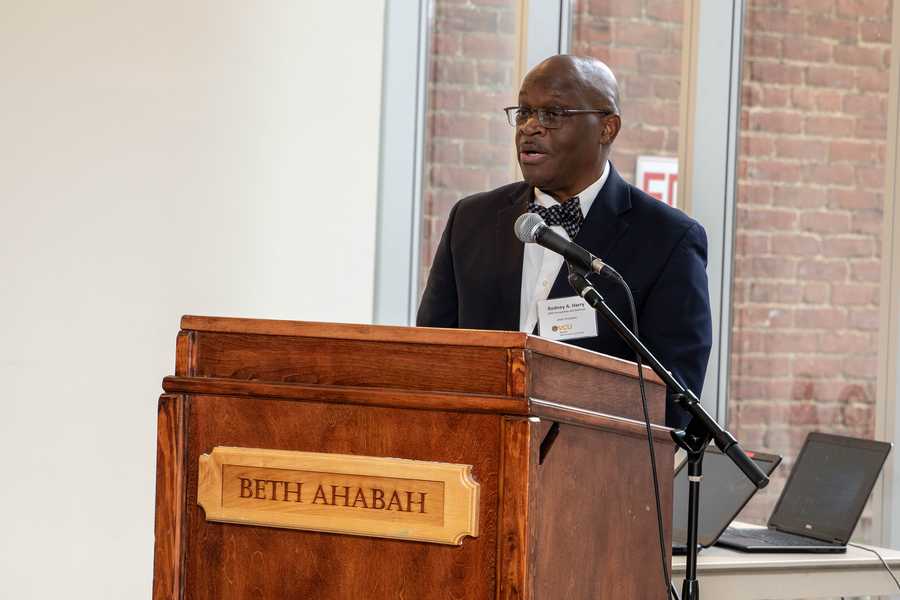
[416,165,713,429]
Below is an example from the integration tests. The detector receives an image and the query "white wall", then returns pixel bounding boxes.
[0,2,385,597]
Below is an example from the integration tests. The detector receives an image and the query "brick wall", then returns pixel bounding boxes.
[729,0,890,528]
[571,0,683,185]
[419,0,519,293]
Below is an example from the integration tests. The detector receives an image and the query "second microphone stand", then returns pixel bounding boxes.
[565,265,768,600]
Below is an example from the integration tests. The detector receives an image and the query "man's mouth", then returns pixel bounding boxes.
[519,150,548,165]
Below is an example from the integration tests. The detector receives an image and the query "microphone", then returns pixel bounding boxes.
[514,212,620,280]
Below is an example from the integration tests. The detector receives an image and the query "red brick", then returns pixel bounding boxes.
[804,163,856,185]
[834,44,888,68]
[804,114,855,136]
[828,189,881,210]
[638,51,681,74]
[462,141,513,167]
[836,0,890,18]
[805,14,858,42]
[749,9,806,35]
[749,282,796,304]
[613,21,672,49]
[797,258,850,282]
[774,138,827,161]
[462,90,510,113]
[437,6,500,34]
[843,405,874,428]
[653,77,680,99]
[860,20,891,43]
[858,68,890,92]
[783,0,841,10]
[851,259,882,282]
[430,164,490,191]
[431,139,461,164]
[795,306,848,329]
[849,307,881,330]
[735,232,772,254]
[806,64,857,89]
[764,330,818,352]
[762,87,791,107]
[646,0,683,22]
[851,210,884,235]
[843,93,884,116]
[497,5,517,34]
[433,113,491,140]
[749,60,805,85]
[607,47,641,71]
[794,356,844,377]
[739,206,798,230]
[740,183,774,205]
[855,116,888,140]
[772,185,829,209]
[737,256,797,279]
[783,37,833,62]
[476,61,512,87]
[433,32,461,56]
[829,140,880,163]
[736,356,792,377]
[821,332,875,353]
[749,160,805,183]
[771,233,821,255]
[734,304,794,327]
[462,33,514,58]
[432,57,475,85]
[803,282,830,303]
[746,35,784,59]
[823,236,875,258]
[843,356,878,378]
[857,165,886,188]
[832,282,879,305]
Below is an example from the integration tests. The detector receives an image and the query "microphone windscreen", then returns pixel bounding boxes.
[514,212,544,243]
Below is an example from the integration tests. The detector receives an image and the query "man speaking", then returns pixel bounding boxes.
[416,54,712,429]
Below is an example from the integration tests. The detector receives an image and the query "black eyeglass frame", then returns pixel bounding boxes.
[503,106,614,129]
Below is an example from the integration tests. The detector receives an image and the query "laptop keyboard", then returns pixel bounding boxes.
[722,527,838,547]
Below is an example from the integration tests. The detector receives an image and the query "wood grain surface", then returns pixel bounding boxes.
[181,394,503,600]
[152,394,188,600]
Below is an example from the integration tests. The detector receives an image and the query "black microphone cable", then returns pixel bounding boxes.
[588,266,677,600]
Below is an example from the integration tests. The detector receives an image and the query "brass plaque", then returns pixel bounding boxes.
[197,447,480,545]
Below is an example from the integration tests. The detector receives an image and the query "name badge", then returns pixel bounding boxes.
[537,296,598,341]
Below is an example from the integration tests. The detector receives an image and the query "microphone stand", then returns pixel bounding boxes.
[566,267,768,600]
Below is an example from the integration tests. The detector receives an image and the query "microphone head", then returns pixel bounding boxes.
[514,212,545,243]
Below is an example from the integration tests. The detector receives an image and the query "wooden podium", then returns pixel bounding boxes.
[153,316,674,599]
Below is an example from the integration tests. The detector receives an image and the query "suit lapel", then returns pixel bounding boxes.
[548,165,632,299]
[495,186,531,330]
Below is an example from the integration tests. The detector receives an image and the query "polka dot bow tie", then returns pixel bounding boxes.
[528,196,583,239]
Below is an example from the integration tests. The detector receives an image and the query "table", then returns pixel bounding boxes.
[671,542,900,599]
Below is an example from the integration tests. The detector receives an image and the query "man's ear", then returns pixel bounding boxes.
[600,114,621,146]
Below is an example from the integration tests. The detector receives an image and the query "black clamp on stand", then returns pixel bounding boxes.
[566,267,769,600]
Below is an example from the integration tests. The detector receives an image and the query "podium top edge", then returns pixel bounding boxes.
[179,315,663,385]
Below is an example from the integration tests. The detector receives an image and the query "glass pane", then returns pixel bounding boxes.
[729,2,891,541]
[572,0,685,205]
[418,0,520,294]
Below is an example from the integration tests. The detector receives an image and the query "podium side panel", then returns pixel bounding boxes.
[182,394,503,600]
[153,394,189,600]
[531,423,674,600]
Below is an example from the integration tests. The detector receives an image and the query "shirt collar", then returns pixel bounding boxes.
[533,160,610,217]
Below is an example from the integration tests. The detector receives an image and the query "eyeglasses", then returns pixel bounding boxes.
[503,106,613,129]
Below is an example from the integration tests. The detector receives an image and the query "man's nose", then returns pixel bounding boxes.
[519,116,546,135]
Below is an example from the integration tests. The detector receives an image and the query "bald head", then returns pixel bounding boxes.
[514,54,622,200]
[524,55,620,115]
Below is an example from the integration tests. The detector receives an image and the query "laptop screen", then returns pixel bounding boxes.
[672,447,781,547]
[769,432,892,543]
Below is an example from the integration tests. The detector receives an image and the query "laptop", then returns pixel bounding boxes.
[716,432,892,553]
[672,446,782,555]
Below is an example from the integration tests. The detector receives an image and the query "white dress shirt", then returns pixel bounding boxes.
[518,161,610,333]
